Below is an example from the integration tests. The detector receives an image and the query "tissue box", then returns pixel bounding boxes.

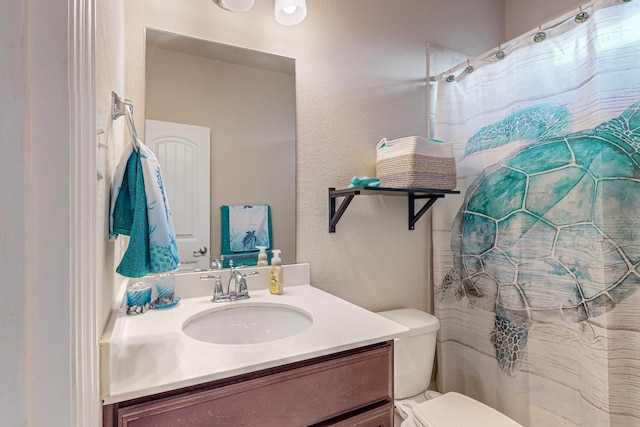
[376,136,457,190]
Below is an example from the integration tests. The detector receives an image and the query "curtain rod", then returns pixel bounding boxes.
[430,0,627,82]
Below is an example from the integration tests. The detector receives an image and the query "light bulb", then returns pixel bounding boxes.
[282,5,297,14]
[275,0,307,25]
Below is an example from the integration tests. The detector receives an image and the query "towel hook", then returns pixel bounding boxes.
[112,91,140,150]
[112,91,133,119]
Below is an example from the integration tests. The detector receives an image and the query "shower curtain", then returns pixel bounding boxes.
[432,1,640,426]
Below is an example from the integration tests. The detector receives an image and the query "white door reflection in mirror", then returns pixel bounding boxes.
[146,120,211,271]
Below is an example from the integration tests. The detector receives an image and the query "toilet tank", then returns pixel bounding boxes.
[377,308,440,399]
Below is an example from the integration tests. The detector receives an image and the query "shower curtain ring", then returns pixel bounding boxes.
[575,6,589,23]
[464,59,474,74]
[534,26,547,43]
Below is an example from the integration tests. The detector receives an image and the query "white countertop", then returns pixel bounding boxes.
[102,284,408,404]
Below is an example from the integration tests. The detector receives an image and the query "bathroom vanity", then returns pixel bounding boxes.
[101,266,407,426]
[103,341,393,426]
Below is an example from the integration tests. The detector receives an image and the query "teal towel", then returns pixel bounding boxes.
[112,151,151,277]
[110,141,180,278]
[220,205,273,265]
[347,176,381,188]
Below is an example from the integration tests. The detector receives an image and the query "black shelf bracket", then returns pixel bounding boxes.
[408,194,442,230]
[329,186,459,232]
[329,187,357,232]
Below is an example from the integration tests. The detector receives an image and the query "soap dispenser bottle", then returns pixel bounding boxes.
[257,246,268,267]
[269,249,283,295]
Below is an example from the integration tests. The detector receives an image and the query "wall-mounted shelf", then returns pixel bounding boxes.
[329,186,460,232]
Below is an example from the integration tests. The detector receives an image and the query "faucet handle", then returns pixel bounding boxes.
[211,275,226,302]
[236,278,249,300]
[202,274,226,302]
[236,271,259,300]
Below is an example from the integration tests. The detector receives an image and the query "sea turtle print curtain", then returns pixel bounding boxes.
[432,1,640,425]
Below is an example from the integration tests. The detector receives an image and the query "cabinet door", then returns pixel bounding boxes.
[115,344,392,427]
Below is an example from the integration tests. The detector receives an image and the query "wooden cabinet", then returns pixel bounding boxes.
[103,341,394,427]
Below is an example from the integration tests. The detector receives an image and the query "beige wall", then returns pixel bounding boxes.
[145,47,296,264]
[104,0,587,329]
[505,0,582,40]
[96,1,127,337]
[2,0,90,424]
[125,0,506,314]
[2,3,30,425]
[0,0,596,424]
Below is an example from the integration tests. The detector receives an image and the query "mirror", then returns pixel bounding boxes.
[144,28,296,266]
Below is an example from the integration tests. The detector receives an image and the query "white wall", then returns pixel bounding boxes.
[28,0,75,419]
[505,0,582,40]
[1,0,73,425]
[0,0,588,425]
[125,0,506,314]
[0,0,124,425]
[1,2,29,426]
[96,0,127,337]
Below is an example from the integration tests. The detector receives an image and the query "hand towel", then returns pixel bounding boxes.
[347,176,381,188]
[220,205,272,253]
[110,141,180,277]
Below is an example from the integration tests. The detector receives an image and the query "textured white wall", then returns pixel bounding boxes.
[96,0,126,336]
[125,0,506,314]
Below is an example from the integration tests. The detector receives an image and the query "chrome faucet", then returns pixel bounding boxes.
[201,260,258,303]
[211,257,223,270]
[227,260,259,301]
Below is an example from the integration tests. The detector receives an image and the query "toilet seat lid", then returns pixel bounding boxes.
[413,392,522,427]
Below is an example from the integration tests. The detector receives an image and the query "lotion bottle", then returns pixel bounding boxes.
[257,246,268,267]
[269,249,283,295]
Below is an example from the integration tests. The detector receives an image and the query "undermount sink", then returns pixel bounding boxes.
[182,303,313,345]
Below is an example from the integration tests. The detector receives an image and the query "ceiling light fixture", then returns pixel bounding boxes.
[275,0,307,26]
[213,0,255,13]
[213,0,307,25]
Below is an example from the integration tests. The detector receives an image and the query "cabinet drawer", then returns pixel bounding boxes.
[116,343,393,427]
[320,402,393,427]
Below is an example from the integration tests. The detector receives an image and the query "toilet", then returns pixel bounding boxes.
[377,308,522,427]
